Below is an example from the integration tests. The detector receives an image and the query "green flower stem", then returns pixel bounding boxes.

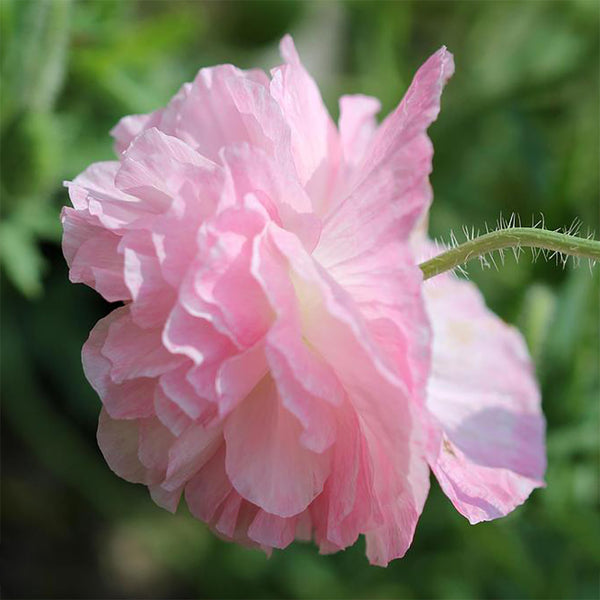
[419,227,600,280]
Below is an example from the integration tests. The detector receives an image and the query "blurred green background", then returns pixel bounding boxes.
[1,1,599,598]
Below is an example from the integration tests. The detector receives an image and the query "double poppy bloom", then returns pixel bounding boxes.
[62,36,545,566]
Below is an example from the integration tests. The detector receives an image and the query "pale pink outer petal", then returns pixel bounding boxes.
[97,408,149,484]
[161,424,222,492]
[115,128,217,212]
[185,442,303,551]
[121,229,176,329]
[149,484,182,513]
[185,443,232,523]
[110,67,275,160]
[423,271,546,523]
[82,307,156,419]
[110,110,164,155]
[224,376,332,518]
[247,509,297,549]
[61,207,130,302]
[338,94,381,168]
[101,309,180,383]
[215,341,268,417]
[317,47,454,270]
[65,161,154,230]
[270,35,340,202]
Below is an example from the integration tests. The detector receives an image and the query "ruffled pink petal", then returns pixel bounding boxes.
[253,225,430,563]
[163,303,236,407]
[153,383,193,436]
[176,201,274,349]
[270,35,340,193]
[101,309,180,383]
[121,230,175,329]
[115,128,218,214]
[248,510,297,549]
[320,239,431,404]
[185,444,232,522]
[423,269,546,523]
[266,338,338,454]
[97,408,149,484]
[159,362,217,423]
[82,308,156,419]
[224,376,331,518]
[364,427,431,566]
[65,161,151,231]
[162,424,222,492]
[110,109,164,155]
[338,94,381,168]
[310,401,379,550]
[158,65,282,163]
[149,484,182,513]
[151,177,224,289]
[61,207,130,302]
[215,341,268,417]
[318,47,454,270]
[221,143,321,251]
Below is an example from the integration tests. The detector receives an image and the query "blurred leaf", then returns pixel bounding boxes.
[11,194,62,241]
[1,0,71,122]
[466,2,586,98]
[1,110,60,200]
[518,283,557,362]
[0,220,45,297]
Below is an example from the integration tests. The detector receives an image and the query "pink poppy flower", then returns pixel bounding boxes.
[62,36,545,565]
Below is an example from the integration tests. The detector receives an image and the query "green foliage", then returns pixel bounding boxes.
[1,1,598,598]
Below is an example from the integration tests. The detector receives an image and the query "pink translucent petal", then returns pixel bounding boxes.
[215,341,268,417]
[162,424,222,492]
[150,176,224,289]
[364,429,430,566]
[338,94,381,168]
[224,376,331,517]
[221,143,320,251]
[159,362,217,423]
[110,110,164,155]
[423,269,545,523]
[159,66,278,162]
[115,128,217,213]
[185,444,232,522]
[149,484,182,513]
[270,35,339,189]
[137,417,174,476]
[177,204,274,349]
[248,510,297,549]
[266,339,338,454]
[101,309,180,383]
[153,384,193,436]
[163,302,234,367]
[61,207,130,302]
[97,408,149,484]
[82,308,155,419]
[311,401,379,550]
[65,161,150,231]
[321,240,431,404]
[121,230,175,329]
[317,47,454,269]
[253,225,429,562]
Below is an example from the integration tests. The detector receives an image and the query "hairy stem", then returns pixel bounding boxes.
[419,227,600,280]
